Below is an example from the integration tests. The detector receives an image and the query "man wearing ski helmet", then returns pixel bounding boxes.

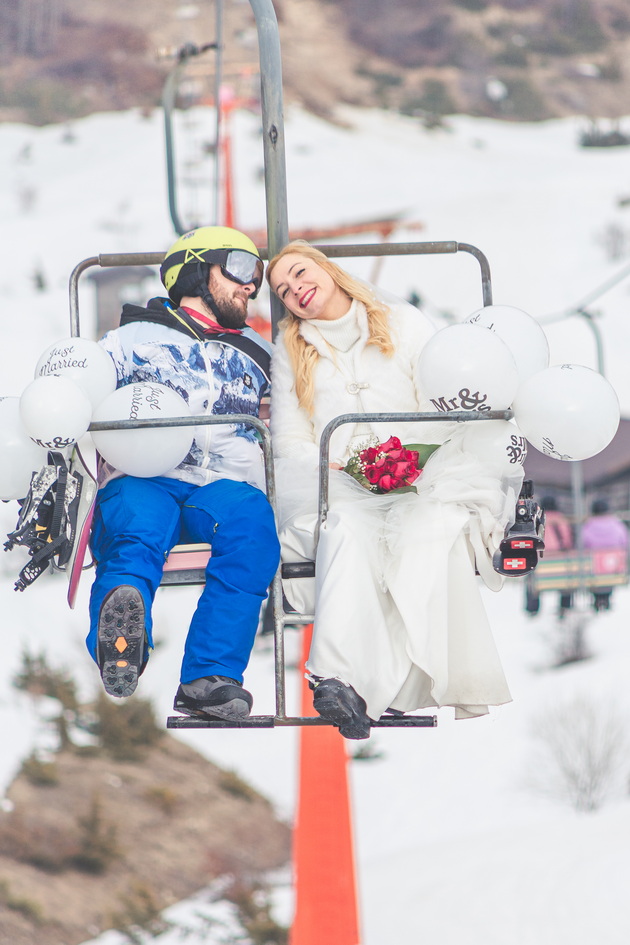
[87,226,280,722]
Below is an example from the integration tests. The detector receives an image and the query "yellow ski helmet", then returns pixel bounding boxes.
[160,226,263,304]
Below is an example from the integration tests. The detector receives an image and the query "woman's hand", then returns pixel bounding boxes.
[329,461,344,470]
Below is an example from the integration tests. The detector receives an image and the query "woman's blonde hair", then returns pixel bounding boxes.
[267,240,394,414]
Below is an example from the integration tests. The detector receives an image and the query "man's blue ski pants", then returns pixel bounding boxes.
[87,475,280,684]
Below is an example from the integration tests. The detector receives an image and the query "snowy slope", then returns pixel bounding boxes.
[2,105,630,944]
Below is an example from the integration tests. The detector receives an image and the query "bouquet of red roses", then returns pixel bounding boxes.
[343,435,439,495]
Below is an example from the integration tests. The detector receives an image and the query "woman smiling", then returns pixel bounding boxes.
[268,241,522,739]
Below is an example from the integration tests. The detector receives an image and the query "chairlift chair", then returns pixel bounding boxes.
[525,547,629,605]
[60,241,543,732]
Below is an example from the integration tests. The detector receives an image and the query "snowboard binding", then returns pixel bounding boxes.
[493,478,545,576]
[4,450,88,591]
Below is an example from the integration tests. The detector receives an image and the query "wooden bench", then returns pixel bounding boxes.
[527,548,629,593]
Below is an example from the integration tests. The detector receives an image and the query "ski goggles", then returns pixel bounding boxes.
[217,249,264,298]
[165,246,265,298]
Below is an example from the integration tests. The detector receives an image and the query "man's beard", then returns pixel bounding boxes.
[207,274,249,329]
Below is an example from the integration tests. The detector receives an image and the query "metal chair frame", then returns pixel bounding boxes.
[70,237,504,729]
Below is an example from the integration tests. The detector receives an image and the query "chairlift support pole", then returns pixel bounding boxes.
[213,0,224,224]
[249,0,289,334]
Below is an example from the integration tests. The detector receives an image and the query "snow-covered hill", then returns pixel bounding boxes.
[2,104,630,944]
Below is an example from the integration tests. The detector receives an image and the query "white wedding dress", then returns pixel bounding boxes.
[271,288,524,721]
[275,425,523,721]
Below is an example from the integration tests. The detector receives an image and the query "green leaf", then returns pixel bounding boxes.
[342,468,373,490]
[378,484,418,495]
[403,443,440,467]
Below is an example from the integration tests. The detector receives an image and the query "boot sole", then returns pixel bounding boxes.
[97,586,146,698]
[173,696,251,722]
[314,690,371,740]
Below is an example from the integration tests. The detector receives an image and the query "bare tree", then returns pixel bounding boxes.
[528,694,629,812]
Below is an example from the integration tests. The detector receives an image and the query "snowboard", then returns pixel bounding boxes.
[66,445,98,609]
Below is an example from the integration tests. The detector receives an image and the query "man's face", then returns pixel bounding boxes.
[207,264,254,329]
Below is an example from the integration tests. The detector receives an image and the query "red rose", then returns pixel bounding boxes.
[360,446,379,465]
[364,464,383,484]
[389,460,412,479]
[378,474,404,491]
[379,436,402,452]
[347,435,424,494]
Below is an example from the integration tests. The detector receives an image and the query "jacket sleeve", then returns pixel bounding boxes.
[270,337,320,463]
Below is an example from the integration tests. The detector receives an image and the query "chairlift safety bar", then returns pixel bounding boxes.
[317,409,512,533]
[87,408,502,729]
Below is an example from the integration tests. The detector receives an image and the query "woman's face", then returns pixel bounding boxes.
[269,253,351,321]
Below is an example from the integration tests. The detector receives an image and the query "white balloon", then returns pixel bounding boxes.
[465,304,550,383]
[0,397,49,500]
[34,336,117,408]
[461,419,528,475]
[512,364,620,461]
[418,323,519,414]
[91,382,193,478]
[20,376,93,451]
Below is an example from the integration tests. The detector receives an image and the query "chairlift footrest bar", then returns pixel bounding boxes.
[372,715,437,728]
[166,715,276,729]
[166,713,438,729]
[160,569,209,586]
[272,715,438,727]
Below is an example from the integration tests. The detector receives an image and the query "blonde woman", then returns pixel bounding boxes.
[268,241,521,739]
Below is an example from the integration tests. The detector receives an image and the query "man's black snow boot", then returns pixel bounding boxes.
[311,677,371,740]
[97,585,147,698]
[174,676,253,721]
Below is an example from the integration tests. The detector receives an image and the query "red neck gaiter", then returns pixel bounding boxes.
[181,306,243,336]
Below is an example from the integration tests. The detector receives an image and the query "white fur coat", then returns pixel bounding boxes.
[270,298,523,720]
[270,299,457,463]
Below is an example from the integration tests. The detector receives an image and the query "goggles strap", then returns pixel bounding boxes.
[194,262,227,325]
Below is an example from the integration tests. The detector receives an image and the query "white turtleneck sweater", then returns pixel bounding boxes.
[307,304,372,454]
[308,305,361,351]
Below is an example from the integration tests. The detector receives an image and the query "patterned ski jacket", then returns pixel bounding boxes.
[98,297,272,491]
